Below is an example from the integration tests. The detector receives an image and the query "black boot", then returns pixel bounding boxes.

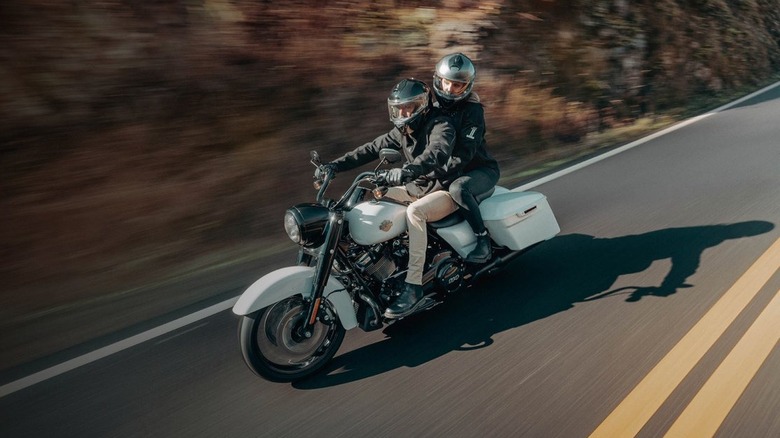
[465,234,492,263]
[384,283,424,319]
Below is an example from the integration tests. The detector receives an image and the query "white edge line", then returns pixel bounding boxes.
[2,80,779,399]
[0,297,238,398]
[514,79,780,192]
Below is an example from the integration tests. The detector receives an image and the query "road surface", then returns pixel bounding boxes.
[1,83,779,438]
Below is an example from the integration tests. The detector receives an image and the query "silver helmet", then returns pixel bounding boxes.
[433,53,476,108]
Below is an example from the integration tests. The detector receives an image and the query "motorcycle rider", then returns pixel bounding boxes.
[432,52,500,263]
[319,78,463,319]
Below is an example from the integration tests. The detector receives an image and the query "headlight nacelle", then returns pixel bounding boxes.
[283,204,330,248]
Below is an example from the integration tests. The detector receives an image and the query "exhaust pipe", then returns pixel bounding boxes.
[471,242,540,282]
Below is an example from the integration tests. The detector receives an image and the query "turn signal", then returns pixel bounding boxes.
[372,186,388,199]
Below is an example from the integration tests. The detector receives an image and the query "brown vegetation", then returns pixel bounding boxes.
[1,0,779,368]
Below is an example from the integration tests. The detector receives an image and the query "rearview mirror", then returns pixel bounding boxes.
[310,151,322,166]
[379,148,403,164]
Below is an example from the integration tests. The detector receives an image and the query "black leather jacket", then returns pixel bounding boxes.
[439,93,500,176]
[330,109,463,198]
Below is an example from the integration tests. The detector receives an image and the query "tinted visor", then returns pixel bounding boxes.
[388,94,428,126]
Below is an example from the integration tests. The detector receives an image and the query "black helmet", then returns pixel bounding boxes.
[387,78,431,131]
[433,53,476,108]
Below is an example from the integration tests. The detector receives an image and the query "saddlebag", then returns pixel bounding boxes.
[479,191,560,250]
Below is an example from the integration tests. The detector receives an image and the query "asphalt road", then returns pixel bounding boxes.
[1,83,779,438]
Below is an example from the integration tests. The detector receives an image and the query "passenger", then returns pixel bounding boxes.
[432,53,501,263]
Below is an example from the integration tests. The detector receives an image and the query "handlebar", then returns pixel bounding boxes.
[373,170,389,186]
[312,159,410,209]
[314,166,336,205]
[333,171,379,208]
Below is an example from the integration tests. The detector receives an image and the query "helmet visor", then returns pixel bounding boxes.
[388,94,428,126]
[433,74,471,100]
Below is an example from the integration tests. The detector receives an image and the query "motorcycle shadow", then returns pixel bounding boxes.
[294,220,774,389]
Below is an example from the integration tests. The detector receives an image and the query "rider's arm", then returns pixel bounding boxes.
[403,117,456,178]
[443,103,485,174]
[329,130,402,172]
[455,103,485,165]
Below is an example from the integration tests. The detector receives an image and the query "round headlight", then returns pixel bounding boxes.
[284,211,301,243]
[284,204,330,248]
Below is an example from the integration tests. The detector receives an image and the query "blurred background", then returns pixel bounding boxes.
[2,0,779,370]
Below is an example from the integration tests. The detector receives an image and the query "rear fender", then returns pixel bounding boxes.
[232,266,358,330]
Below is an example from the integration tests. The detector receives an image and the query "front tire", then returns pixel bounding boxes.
[238,295,345,382]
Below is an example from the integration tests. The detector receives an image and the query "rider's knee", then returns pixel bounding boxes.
[449,182,470,205]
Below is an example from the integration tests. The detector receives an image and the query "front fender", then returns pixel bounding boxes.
[232,265,358,330]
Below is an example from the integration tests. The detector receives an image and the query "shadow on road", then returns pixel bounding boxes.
[294,220,774,389]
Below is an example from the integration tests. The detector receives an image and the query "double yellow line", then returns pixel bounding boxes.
[590,237,780,438]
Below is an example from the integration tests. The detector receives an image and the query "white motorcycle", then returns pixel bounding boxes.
[233,150,560,382]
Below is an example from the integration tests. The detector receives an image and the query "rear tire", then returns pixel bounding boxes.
[238,295,345,382]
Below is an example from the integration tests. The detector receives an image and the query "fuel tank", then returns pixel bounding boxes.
[345,199,408,245]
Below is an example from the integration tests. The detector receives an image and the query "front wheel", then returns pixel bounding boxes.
[238,295,345,382]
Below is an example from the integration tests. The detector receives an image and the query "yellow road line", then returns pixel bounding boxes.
[664,288,780,438]
[589,238,780,438]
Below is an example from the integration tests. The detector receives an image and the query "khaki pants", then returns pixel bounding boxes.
[386,187,459,285]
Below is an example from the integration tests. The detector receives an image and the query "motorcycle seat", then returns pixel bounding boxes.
[429,210,465,229]
[428,187,495,229]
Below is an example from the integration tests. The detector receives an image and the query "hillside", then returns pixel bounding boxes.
[2,0,779,369]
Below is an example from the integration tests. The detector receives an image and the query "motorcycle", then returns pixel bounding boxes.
[233,149,560,382]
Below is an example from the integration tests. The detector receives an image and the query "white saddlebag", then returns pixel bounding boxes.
[479,191,560,250]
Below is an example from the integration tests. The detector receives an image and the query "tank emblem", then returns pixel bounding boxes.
[379,220,393,232]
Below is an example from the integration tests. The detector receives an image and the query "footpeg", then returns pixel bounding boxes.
[415,296,439,312]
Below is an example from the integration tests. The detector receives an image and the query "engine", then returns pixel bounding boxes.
[348,239,465,291]
[352,243,399,281]
[426,250,464,293]
[339,236,466,331]
[339,239,406,330]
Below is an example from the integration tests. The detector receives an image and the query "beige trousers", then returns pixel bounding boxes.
[386,187,459,285]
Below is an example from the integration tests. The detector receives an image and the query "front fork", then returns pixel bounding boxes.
[300,211,345,336]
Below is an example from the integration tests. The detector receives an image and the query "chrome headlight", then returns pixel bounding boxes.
[284,211,301,243]
[283,204,330,248]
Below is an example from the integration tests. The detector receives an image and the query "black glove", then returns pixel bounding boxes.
[386,167,413,186]
[315,163,337,180]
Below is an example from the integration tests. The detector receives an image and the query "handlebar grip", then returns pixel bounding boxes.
[374,171,388,186]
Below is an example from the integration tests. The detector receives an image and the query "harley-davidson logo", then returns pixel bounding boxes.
[379,220,393,232]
